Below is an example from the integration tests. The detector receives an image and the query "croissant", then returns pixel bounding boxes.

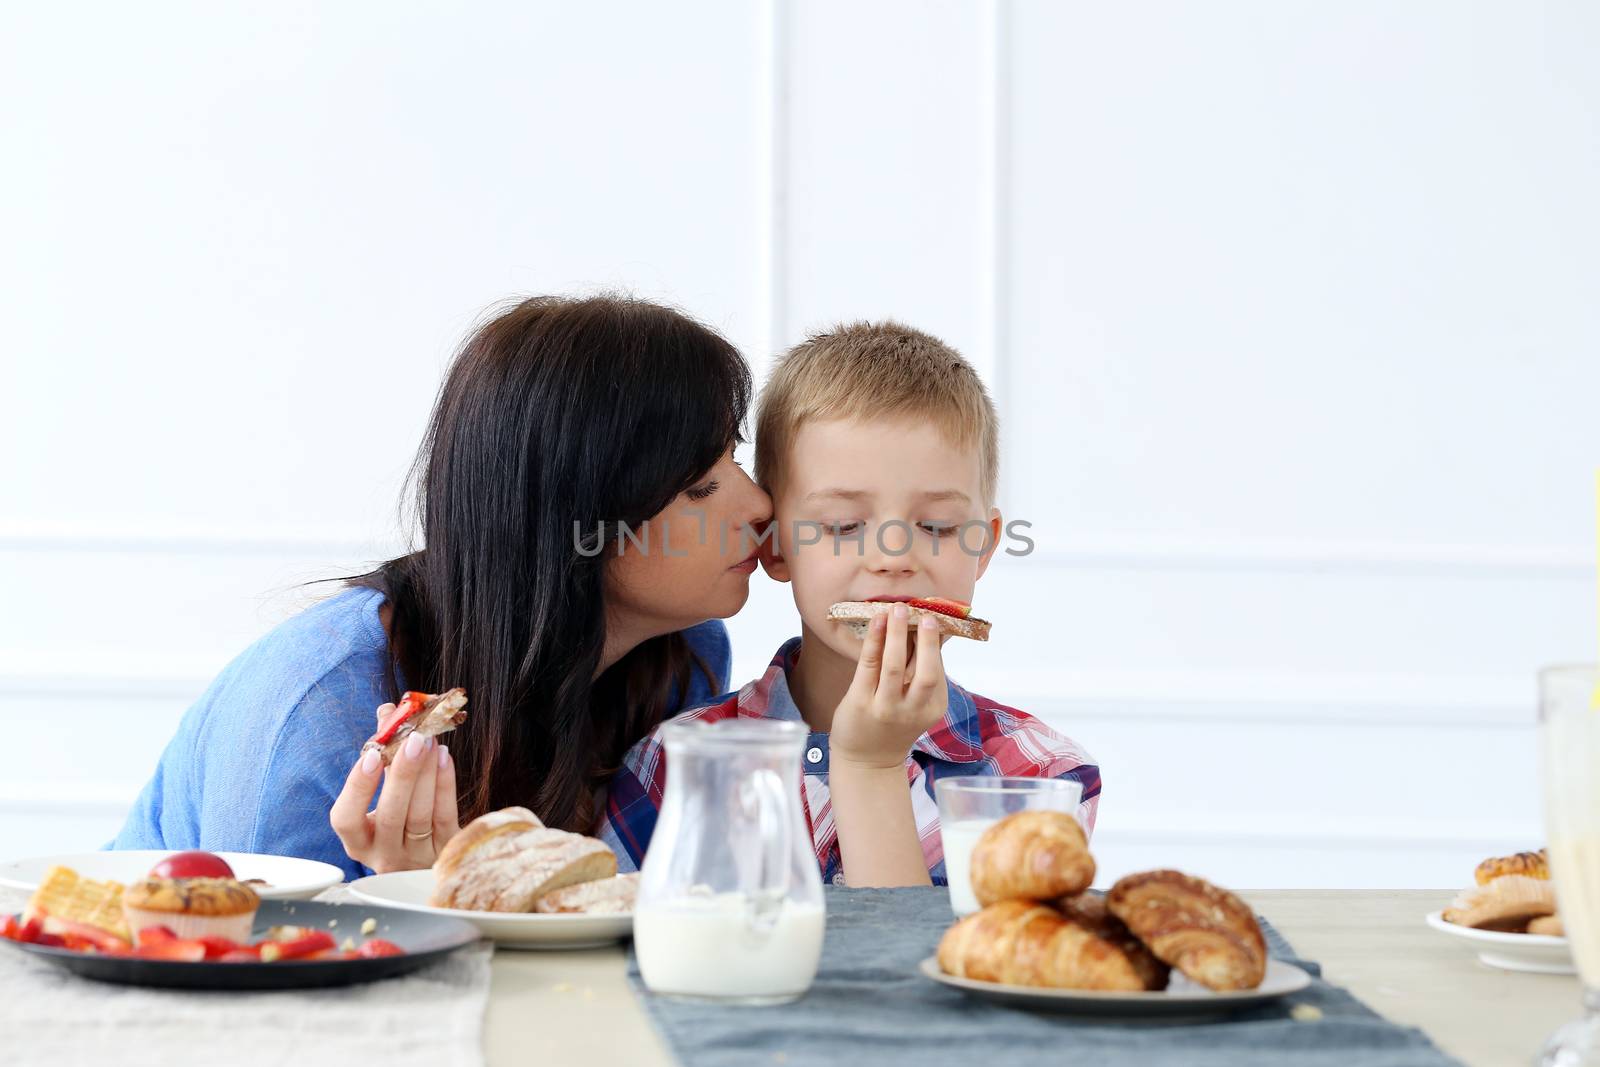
[1442,875,1555,930]
[969,810,1095,907]
[1107,870,1266,991]
[1475,849,1549,884]
[938,899,1168,992]
[1055,892,1170,991]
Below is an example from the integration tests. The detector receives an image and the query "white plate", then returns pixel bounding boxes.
[1424,910,1575,974]
[346,870,632,950]
[919,957,1314,1017]
[0,851,344,902]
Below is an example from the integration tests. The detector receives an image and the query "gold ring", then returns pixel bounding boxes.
[404,829,433,841]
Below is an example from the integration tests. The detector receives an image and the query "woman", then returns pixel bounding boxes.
[111,295,772,877]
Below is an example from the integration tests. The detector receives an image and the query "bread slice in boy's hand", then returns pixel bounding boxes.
[827,596,991,642]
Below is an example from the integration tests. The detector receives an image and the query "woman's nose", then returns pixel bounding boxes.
[737,466,773,525]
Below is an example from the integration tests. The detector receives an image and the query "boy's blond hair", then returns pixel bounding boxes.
[754,321,999,506]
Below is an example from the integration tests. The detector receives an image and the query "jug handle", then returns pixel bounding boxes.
[747,767,791,930]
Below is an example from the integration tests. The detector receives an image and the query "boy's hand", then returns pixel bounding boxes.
[830,603,948,770]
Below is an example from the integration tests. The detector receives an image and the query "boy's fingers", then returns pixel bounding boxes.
[432,744,459,847]
[846,614,889,700]
[911,616,944,693]
[878,605,909,691]
[330,748,382,853]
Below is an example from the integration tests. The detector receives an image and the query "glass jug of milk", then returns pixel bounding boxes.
[634,718,826,1005]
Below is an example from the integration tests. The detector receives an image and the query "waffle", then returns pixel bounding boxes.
[25,865,130,941]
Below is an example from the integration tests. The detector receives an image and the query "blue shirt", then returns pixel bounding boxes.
[109,586,733,879]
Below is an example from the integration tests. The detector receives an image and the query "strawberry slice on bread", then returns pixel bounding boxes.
[362,688,469,766]
[827,596,991,641]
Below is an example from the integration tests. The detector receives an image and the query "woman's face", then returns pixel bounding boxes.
[605,445,773,638]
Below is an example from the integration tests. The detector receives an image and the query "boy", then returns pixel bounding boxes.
[599,322,1099,887]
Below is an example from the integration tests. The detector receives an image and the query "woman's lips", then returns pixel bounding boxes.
[729,552,759,574]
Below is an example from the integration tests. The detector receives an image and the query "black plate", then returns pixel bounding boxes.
[1,899,482,990]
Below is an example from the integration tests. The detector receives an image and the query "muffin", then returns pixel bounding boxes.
[122,877,261,944]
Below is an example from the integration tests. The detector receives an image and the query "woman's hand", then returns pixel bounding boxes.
[330,703,461,873]
[829,603,949,771]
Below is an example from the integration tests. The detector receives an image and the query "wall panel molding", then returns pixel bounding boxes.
[2,666,1534,727]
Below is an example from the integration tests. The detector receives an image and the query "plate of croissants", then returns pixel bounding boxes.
[927,811,1312,1016]
[1426,848,1573,974]
[348,807,637,949]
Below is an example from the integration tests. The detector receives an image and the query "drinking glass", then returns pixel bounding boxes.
[934,776,1083,916]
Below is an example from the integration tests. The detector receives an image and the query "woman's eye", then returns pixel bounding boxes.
[919,523,957,537]
[687,479,720,501]
[825,521,863,536]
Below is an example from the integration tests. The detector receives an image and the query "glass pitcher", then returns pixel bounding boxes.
[633,718,826,1005]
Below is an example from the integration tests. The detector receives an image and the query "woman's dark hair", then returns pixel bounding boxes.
[350,294,752,831]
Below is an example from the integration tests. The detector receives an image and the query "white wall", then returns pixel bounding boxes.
[3,1,1596,888]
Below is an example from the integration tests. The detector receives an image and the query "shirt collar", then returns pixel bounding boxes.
[742,637,985,763]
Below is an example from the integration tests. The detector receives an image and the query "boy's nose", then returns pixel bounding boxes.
[864,524,920,575]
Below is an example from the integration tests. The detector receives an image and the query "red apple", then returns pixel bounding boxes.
[149,851,236,880]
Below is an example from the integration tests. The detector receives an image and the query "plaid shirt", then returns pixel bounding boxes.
[598,637,1101,886]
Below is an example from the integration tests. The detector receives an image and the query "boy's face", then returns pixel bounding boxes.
[763,416,1002,664]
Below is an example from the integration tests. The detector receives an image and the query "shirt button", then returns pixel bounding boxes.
[806,746,824,765]
[832,872,846,886]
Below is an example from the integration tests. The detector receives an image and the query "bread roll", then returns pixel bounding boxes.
[433,806,544,882]
[429,806,616,913]
[533,873,639,915]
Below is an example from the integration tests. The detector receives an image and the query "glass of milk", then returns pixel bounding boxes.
[1538,664,1600,1066]
[934,776,1084,916]
[634,719,826,1005]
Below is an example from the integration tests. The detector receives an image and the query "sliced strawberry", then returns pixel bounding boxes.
[41,917,132,954]
[218,948,264,963]
[16,918,43,944]
[33,932,68,948]
[862,595,972,619]
[135,939,207,962]
[907,596,970,619]
[0,915,20,941]
[370,691,431,746]
[259,930,337,962]
[134,925,178,947]
[195,936,241,960]
[357,938,404,958]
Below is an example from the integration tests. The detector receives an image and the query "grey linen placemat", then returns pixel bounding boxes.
[626,886,1463,1067]
[0,884,491,1067]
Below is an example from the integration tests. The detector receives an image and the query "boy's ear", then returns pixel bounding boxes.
[756,519,791,583]
[973,507,1004,581]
